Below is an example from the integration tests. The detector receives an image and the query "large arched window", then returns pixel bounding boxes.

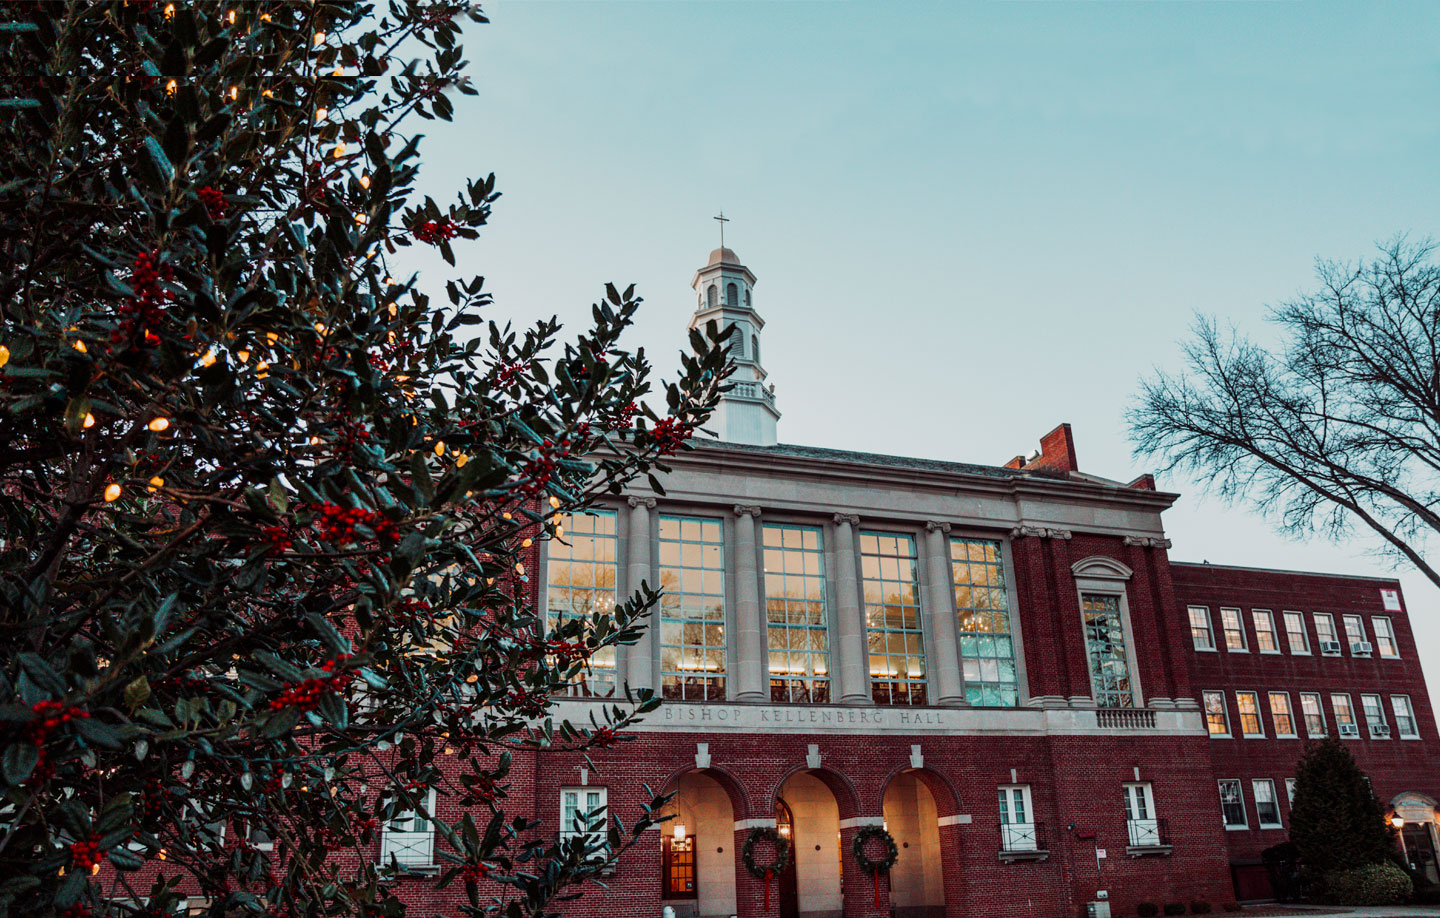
[744,289,751,306]
[706,285,717,308]
[751,335,759,363]
[726,282,738,306]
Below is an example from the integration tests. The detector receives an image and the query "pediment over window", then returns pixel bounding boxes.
[1070,556,1134,581]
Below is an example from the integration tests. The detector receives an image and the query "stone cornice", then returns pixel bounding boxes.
[1124,536,1173,549]
[1010,526,1073,540]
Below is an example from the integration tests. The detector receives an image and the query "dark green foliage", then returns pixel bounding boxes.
[1136,903,1159,917]
[1220,904,1241,914]
[1324,862,1413,906]
[0,4,728,918]
[1188,901,1211,914]
[1289,738,1396,874]
[1162,903,1185,916]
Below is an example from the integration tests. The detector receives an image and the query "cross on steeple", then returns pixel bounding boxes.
[713,211,729,249]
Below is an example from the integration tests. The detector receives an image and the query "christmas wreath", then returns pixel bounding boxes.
[742,826,791,909]
[852,825,899,906]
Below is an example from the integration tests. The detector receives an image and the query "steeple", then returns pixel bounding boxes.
[690,242,780,446]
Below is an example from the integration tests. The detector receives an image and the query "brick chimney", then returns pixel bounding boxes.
[1005,423,1079,474]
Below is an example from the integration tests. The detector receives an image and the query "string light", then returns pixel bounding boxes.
[314,322,328,335]
[198,347,217,367]
[147,476,165,493]
[433,441,445,456]
[455,454,469,468]
[316,108,328,122]
[255,360,270,378]
[0,344,8,368]
[548,496,561,510]
[237,349,250,362]
[522,537,532,548]
[514,562,525,575]
[166,79,177,96]
[314,31,326,46]
[72,340,87,353]
[227,9,236,24]
[359,173,371,189]
[103,483,122,502]
[229,86,238,100]
[333,142,347,159]
[148,417,170,432]
[163,3,174,17]
[83,413,96,429]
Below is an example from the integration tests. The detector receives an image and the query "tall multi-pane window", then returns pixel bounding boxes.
[1374,617,1399,658]
[1269,692,1296,737]
[1343,615,1369,654]
[1218,780,1247,829]
[1253,780,1282,828]
[1220,608,1248,651]
[1315,613,1339,653]
[1253,611,1279,653]
[1235,691,1264,737]
[658,516,726,701]
[952,538,1017,706]
[1282,612,1310,654]
[1203,690,1230,736]
[560,787,608,864]
[1300,693,1327,737]
[1332,693,1358,736]
[763,524,830,703]
[861,532,926,705]
[1361,694,1388,737]
[546,510,619,697]
[1189,606,1216,650]
[1082,593,1133,708]
[1393,695,1420,738]
[998,785,1036,851]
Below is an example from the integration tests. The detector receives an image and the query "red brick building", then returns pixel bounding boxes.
[345,247,1440,917]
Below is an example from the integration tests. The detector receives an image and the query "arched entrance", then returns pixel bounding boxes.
[1392,792,1440,884]
[777,771,844,918]
[661,771,740,917]
[883,771,946,918]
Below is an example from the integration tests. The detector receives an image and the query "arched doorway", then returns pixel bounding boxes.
[883,771,946,918]
[1392,792,1440,884]
[661,771,739,917]
[777,772,844,918]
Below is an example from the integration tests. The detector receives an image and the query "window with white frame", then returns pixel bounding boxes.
[1082,592,1133,708]
[244,822,274,851]
[1332,693,1358,737]
[1189,606,1215,651]
[1218,780,1247,829]
[547,510,619,697]
[1282,611,1310,655]
[861,531,926,706]
[952,537,1018,707]
[998,785,1037,851]
[1253,611,1280,653]
[763,523,831,704]
[1315,613,1340,654]
[1124,783,1162,847]
[1203,690,1230,737]
[1285,778,1296,806]
[658,515,726,701]
[1253,779,1282,828]
[1392,695,1420,738]
[1235,691,1264,737]
[1269,692,1297,737]
[1300,693,1327,737]
[560,787,608,861]
[380,789,437,871]
[1361,694,1388,737]
[1343,615,1370,655]
[1220,608,1248,651]
[1374,617,1399,658]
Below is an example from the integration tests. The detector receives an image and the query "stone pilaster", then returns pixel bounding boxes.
[732,505,766,702]
[924,521,967,706]
[625,496,656,693]
[831,513,870,704]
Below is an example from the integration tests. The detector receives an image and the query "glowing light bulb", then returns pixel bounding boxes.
[103,483,122,502]
[163,3,174,17]
[434,441,445,456]
[522,537,532,547]
[314,322,327,335]
[455,454,469,468]
[0,345,8,368]
[72,339,87,353]
[148,417,170,432]
[514,562,524,575]
[316,108,328,122]
[198,348,217,368]
[82,413,96,429]
[314,31,325,46]
[548,496,561,510]
[166,79,177,95]
[229,86,238,100]
[360,173,371,189]
[237,349,250,363]
[227,9,236,24]
[147,476,165,493]
[333,142,347,159]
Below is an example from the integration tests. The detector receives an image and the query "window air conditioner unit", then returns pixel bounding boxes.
[1351,641,1373,655]
[1370,724,1391,738]
[1338,723,1360,737]
[1319,640,1343,655]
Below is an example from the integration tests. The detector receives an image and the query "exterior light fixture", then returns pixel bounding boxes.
[673,823,687,842]
[1392,814,1406,829]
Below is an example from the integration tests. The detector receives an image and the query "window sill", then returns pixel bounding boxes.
[1126,844,1173,858]
[382,865,440,876]
[1258,824,1284,831]
[998,848,1050,863]
[1225,825,1249,832]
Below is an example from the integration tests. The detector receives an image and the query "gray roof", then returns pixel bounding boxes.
[692,438,1030,481]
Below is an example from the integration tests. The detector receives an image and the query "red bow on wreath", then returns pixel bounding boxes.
[763,868,774,910]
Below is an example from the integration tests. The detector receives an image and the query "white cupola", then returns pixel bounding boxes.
[690,245,780,446]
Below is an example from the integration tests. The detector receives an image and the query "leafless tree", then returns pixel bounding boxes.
[1130,238,1440,588]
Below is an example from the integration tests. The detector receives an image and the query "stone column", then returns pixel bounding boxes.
[924,522,966,706]
[732,505,766,702]
[625,496,656,693]
[831,513,871,704]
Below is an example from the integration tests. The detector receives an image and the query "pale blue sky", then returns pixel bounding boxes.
[408,1,1440,707]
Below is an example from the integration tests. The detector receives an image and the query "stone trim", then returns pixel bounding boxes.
[1010,526,1073,540]
[734,818,777,830]
[937,814,972,827]
[627,496,657,509]
[838,816,886,829]
[1124,535,1173,549]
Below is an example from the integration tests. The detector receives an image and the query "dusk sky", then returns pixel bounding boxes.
[405,1,1440,709]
